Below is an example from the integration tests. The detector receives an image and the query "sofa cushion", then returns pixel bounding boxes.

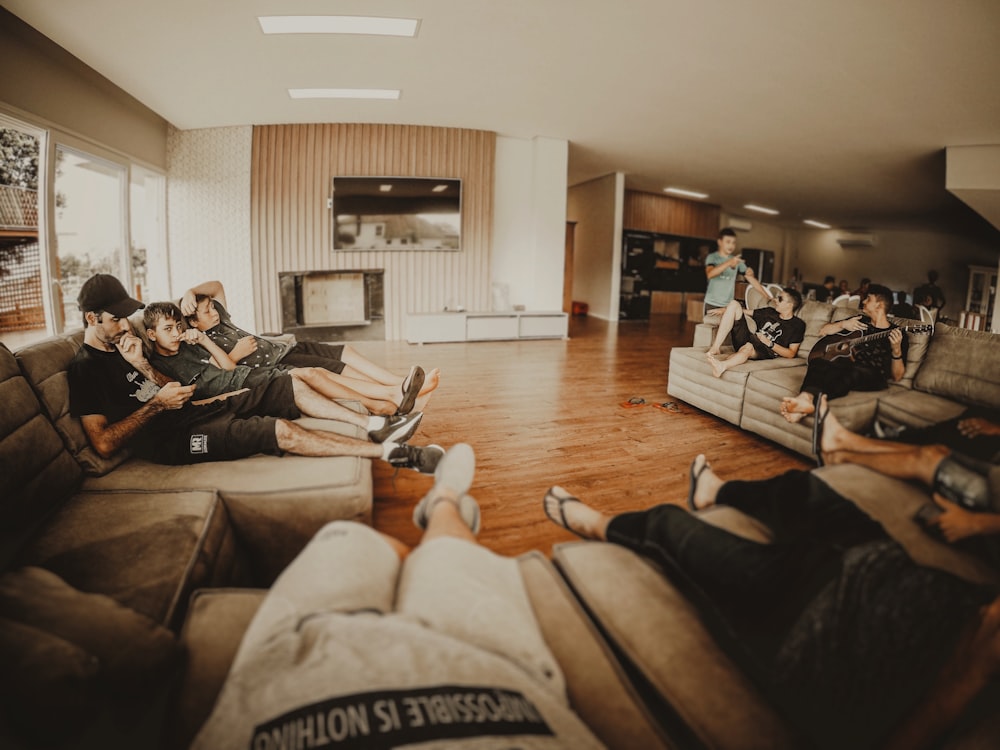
[668,346,804,425]
[13,330,132,476]
[82,418,373,585]
[167,588,266,750]
[913,323,1000,409]
[0,566,182,694]
[740,367,881,456]
[0,615,100,743]
[0,343,83,568]
[14,489,247,630]
[553,542,800,749]
[876,388,970,430]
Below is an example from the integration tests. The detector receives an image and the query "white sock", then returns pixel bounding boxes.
[381,441,399,460]
[367,416,387,431]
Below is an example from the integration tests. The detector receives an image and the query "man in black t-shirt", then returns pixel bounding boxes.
[706,288,806,378]
[67,274,441,472]
[781,284,907,423]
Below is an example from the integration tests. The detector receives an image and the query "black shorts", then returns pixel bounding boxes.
[281,341,346,374]
[731,315,776,359]
[147,375,301,464]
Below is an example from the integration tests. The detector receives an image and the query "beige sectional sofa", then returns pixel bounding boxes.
[0,331,373,747]
[667,299,999,458]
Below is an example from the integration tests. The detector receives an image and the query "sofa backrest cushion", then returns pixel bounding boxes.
[14,331,131,476]
[885,315,933,390]
[913,323,1000,409]
[0,343,82,568]
[796,300,836,357]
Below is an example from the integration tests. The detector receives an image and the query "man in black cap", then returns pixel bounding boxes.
[67,274,441,471]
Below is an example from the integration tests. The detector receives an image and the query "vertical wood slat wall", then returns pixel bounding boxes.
[623,190,720,239]
[250,124,496,339]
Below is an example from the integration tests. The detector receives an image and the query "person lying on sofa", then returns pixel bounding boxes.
[191,444,604,750]
[874,407,1000,465]
[542,450,1000,748]
[705,287,805,378]
[181,278,439,415]
[780,283,907,424]
[68,274,442,473]
[145,301,425,418]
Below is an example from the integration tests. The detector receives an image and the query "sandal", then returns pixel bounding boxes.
[395,365,426,416]
[811,393,829,466]
[543,486,587,538]
[619,396,647,408]
[687,454,711,511]
[653,401,681,413]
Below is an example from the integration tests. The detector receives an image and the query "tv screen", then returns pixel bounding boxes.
[332,176,462,251]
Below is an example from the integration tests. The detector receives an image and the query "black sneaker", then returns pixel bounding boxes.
[385,443,444,474]
[368,412,423,444]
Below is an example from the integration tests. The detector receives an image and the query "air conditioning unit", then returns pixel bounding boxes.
[726,217,753,232]
[836,232,878,248]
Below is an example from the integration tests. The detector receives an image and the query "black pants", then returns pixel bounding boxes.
[605,471,884,667]
[798,358,885,401]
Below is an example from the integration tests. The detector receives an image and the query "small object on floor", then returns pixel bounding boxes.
[620,396,646,408]
[652,401,681,413]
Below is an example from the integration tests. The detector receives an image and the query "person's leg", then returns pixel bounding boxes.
[708,342,759,378]
[340,344,441,396]
[289,367,400,415]
[274,419,382,458]
[706,299,748,355]
[780,359,856,423]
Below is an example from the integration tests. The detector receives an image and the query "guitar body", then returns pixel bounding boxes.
[809,324,932,363]
[809,330,864,362]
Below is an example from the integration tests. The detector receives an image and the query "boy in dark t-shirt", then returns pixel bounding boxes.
[706,288,806,378]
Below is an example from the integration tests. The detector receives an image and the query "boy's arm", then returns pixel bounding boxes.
[182,329,237,371]
[743,267,773,300]
[180,280,227,316]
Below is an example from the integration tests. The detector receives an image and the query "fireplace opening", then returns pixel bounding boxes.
[278,269,384,342]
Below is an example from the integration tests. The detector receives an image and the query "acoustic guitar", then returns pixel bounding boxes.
[809,324,932,363]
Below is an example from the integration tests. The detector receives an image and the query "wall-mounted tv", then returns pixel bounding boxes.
[332,176,462,252]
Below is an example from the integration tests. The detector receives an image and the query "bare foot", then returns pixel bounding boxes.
[419,367,441,396]
[706,348,721,357]
[780,394,815,424]
[706,353,726,379]
[543,487,609,540]
[413,391,433,413]
[817,398,851,456]
[690,458,724,510]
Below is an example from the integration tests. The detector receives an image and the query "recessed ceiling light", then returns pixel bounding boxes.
[744,203,779,216]
[379,184,393,192]
[803,219,831,229]
[288,88,401,100]
[432,184,449,192]
[664,187,709,199]
[259,16,419,37]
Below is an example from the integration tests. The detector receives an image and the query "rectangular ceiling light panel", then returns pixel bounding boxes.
[288,88,401,100]
[259,16,419,36]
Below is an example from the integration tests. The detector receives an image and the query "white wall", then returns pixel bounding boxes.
[567,173,624,321]
[166,126,255,329]
[492,136,569,311]
[790,228,998,322]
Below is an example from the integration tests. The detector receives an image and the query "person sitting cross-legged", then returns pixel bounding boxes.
[705,287,805,378]
[69,274,441,473]
[190,444,604,750]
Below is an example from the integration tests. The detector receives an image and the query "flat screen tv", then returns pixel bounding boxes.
[332,176,462,251]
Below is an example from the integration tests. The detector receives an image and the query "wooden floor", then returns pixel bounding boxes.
[354,313,810,557]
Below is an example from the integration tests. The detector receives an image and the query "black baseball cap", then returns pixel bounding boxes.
[77,274,144,318]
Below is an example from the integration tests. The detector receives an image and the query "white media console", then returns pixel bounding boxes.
[406,311,569,344]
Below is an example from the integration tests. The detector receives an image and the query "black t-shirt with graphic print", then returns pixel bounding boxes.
[751,307,806,352]
[843,315,908,380]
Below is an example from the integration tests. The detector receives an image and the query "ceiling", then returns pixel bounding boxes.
[4,0,1000,236]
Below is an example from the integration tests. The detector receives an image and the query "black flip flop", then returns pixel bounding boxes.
[811,393,828,467]
[395,365,425,415]
[686,454,710,511]
[543,486,585,538]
